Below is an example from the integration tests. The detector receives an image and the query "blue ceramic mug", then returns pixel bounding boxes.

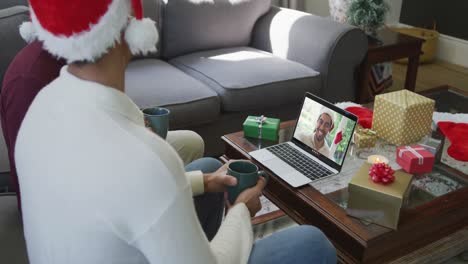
[227,161,268,204]
[142,107,170,139]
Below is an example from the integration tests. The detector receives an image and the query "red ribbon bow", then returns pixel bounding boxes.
[369,163,395,185]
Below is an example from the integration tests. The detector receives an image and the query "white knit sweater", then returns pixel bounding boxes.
[15,67,253,264]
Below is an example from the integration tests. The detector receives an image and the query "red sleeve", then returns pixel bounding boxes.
[1,76,49,208]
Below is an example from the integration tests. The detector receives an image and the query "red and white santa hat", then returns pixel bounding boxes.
[19,0,159,63]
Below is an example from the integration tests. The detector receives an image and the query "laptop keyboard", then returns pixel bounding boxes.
[267,144,333,180]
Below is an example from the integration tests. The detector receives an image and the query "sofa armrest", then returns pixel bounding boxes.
[0,118,10,173]
[251,6,367,103]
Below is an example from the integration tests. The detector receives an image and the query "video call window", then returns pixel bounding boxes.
[293,98,356,166]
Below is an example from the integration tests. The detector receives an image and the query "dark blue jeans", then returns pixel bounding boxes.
[248,225,337,264]
[185,158,225,241]
[186,158,337,264]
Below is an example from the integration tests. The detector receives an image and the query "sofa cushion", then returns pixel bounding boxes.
[0,6,29,87]
[170,47,321,112]
[161,0,271,59]
[125,59,220,128]
[0,0,27,10]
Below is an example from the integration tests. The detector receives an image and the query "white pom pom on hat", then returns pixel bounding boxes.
[20,0,159,63]
[19,21,36,43]
[124,0,159,56]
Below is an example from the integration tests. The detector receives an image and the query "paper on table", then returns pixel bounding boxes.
[254,196,280,217]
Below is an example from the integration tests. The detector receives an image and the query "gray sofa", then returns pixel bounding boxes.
[1,0,367,158]
[0,0,367,262]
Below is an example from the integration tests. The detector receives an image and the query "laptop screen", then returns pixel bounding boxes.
[292,95,357,167]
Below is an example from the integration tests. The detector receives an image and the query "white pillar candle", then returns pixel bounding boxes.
[367,155,389,164]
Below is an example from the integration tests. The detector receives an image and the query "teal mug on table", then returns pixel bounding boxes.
[142,107,170,139]
[227,161,268,204]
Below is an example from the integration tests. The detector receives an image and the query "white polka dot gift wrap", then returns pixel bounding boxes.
[372,90,435,146]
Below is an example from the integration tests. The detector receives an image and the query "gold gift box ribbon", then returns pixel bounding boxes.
[356,127,377,137]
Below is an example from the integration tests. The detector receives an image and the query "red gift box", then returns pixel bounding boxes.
[396,145,435,174]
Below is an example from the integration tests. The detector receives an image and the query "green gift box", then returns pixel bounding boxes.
[243,116,280,141]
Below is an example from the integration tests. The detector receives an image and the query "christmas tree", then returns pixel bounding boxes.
[347,0,389,35]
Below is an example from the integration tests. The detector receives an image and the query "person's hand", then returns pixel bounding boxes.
[144,119,155,133]
[230,176,267,217]
[203,160,239,193]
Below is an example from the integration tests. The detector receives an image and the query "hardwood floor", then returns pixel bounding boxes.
[388,60,468,93]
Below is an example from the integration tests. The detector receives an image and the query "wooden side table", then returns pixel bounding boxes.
[357,29,424,103]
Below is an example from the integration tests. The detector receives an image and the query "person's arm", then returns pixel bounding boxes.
[210,203,253,263]
[146,125,205,196]
[130,158,259,263]
[116,124,256,263]
[131,186,253,264]
[185,170,204,196]
[186,163,238,196]
[209,176,266,263]
[145,125,205,196]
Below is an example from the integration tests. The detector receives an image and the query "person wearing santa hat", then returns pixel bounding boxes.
[14,0,337,263]
[1,39,214,226]
[298,107,335,158]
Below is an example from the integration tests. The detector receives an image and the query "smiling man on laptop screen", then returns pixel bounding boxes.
[296,107,335,158]
[250,93,357,187]
[294,101,356,166]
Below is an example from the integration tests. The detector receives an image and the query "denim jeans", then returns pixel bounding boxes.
[248,225,337,264]
[185,158,225,241]
[186,158,337,264]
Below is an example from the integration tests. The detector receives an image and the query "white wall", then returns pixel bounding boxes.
[385,0,402,25]
[436,34,468,68]
[305,0,403,25]
[271,0,281,6]
[305,0,330,17]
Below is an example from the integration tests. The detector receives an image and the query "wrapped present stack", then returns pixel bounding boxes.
[372,90,435,145]
[243,115,280,141]
[347,163,413,230]
[353,126,377,148]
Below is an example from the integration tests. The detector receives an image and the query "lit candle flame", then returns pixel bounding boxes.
[368,155,389,165]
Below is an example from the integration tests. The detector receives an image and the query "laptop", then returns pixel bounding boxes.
[250,93,358,187]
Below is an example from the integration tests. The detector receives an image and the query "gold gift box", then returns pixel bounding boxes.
[347,163,413,230]
[353,126,377,148]
[372,90,435,145]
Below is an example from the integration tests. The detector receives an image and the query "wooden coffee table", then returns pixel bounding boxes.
[221,104,468,263]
